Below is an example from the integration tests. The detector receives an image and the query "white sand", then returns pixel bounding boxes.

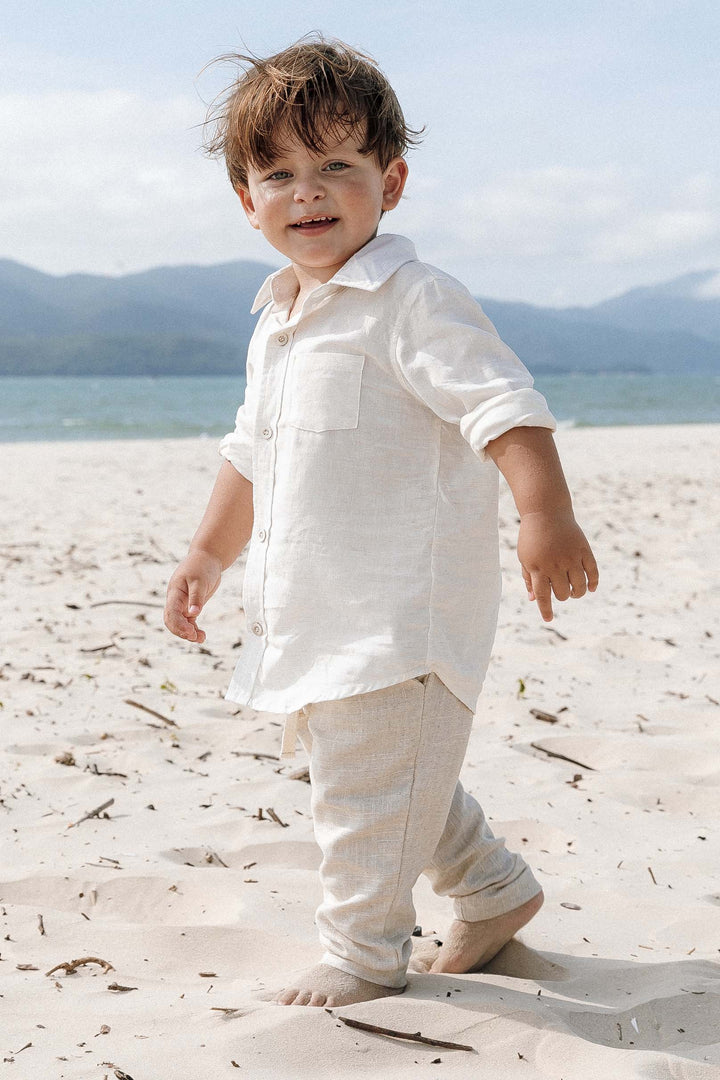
[2,424,719,1078]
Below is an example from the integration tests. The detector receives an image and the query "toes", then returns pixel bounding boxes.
[274,986,326,1007]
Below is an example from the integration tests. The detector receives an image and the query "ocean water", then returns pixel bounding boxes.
[0,373,718,442]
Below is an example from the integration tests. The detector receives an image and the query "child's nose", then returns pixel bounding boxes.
[293,177,326,202]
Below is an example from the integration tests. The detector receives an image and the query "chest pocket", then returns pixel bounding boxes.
[286,353,364,433]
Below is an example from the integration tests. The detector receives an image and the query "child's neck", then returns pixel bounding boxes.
[286,263,334,320]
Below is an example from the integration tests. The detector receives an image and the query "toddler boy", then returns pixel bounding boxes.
[164,37,598,1008]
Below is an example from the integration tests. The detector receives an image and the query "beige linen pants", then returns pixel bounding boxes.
[287,672,541,989]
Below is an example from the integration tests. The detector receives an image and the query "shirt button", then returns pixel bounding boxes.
[262,427,273,438]
[277,333,289,345]
[257,529,267,541]
[251,622,264,636]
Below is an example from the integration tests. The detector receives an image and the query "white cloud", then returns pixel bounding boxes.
[593,210,720,262]
[695,271,720,298]
[394,162,720,269]
[0,90,275,274]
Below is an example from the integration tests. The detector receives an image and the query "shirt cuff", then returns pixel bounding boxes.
[218,432,253,482]
[460,387,558,462]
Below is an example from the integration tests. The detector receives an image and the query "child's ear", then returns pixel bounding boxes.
[236,186,260,230]
[381,158,409,212]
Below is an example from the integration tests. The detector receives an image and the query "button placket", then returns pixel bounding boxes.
[245,330,295,668]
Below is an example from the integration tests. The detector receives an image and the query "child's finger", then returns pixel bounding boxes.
[521,565,535,599]
[583,550,600,591]
[186,582,205,618]
[567,565,587,598]
[549,571,571,603]
[165,587,201,641]
[531,572,554,621]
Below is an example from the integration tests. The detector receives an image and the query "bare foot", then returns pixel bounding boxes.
[264,963,406,1007]
[429,890,544,974]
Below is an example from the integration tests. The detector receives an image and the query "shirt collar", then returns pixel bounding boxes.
[250,233,417,314]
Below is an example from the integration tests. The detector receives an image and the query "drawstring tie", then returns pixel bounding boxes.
[280,705,307,758]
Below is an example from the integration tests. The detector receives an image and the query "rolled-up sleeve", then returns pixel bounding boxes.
[218,354,256,482]
[393,274,556,461]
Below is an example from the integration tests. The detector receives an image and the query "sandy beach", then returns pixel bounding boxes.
[2,424,719,1078]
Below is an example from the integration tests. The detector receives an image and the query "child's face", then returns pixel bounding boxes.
[237,127,408,285]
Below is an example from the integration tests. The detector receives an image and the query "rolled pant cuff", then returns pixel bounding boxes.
[453,866,543,922]
[321,951,408,990]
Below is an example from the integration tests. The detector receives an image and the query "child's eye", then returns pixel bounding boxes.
[324,161,349,172]
[266,170,291,181]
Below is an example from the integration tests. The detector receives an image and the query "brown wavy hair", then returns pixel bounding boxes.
[202,35,423,190]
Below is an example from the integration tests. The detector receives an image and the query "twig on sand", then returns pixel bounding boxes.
[46,956,114,976]
[124,699,179,727]
[79,643,120,654]
[530,743,596,771]
[86,763,128,779]
[265,807,289,828]
[37,914,45,936]
[90,600,164,608]
[648,866,658,885]
[231,750,280,761]
[67,797,114,828]
[330,1013,475,1052]
[9,1042,32,1055]
[529,709,558,724]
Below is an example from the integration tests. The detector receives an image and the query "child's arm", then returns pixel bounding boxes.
[164,461,254,644]
[485,426,598,622]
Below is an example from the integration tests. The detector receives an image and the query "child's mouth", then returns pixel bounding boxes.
[290,216,338,232]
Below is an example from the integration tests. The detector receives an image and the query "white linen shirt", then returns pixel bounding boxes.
[219,233,556,740]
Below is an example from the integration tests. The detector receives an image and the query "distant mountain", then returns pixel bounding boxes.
[1,258,719,376]
[0,258,276,376]
[556,268,720,345]
[480,295,720,375]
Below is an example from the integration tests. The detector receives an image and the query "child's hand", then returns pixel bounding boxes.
[164,550,223,643]
[516,510,598,622]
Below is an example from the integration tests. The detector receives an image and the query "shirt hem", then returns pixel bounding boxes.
[224,666,481,717]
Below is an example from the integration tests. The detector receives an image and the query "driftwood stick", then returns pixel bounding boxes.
[231,750,280,762]
[332,1014,475,1051]
[86,764,128,779]
[67,798,114,828]
[90,600,164,608]
[46,956,114,976]
[529,709,559,724]
[530,743,596,771]
[266,807,289,828]
[124,699,179,728]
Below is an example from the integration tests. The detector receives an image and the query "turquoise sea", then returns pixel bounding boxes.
[0,373,718,442]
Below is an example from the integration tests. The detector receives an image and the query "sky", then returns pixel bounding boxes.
[2,0,719,306]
